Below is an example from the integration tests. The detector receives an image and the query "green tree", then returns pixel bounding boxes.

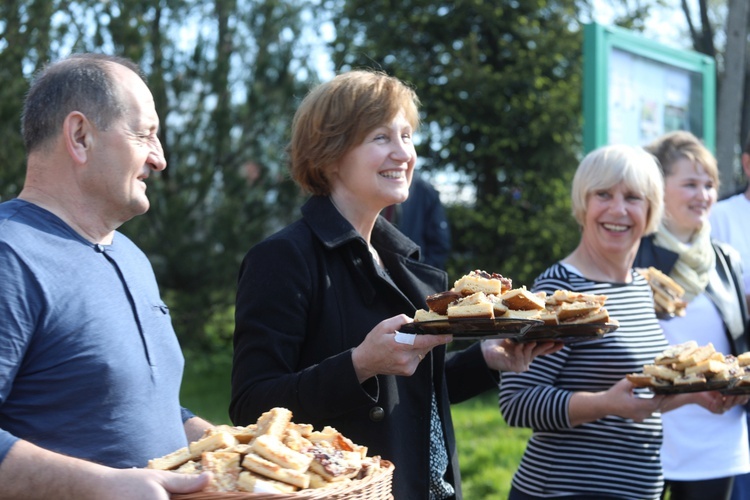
[606,0,750,194]
[0,0,56,201]
[0,0,318,349]
[329,0,584,285]
[103,0,316,348]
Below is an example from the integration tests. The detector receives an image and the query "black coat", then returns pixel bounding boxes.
[230,195,497,499]
[634,235,750,355]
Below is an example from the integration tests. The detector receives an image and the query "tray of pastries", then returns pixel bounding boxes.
[627,342,750,394]
[720,376,750,395]
[400,317,543,339]
[520,322,620,344]
[402,270,618,342]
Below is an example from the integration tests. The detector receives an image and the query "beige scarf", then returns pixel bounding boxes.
[652,221,715,302]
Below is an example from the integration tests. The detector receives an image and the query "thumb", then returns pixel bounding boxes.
[379,314,412,333]
[162,471,212,494]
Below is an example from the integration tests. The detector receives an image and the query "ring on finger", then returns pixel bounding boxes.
[417,353,424,361]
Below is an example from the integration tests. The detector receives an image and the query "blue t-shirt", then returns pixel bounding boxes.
[0,199,188,468]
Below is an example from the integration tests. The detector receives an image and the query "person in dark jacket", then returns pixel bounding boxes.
[383,173,452,270]
[633,130,750,500]
[229,69,558,500]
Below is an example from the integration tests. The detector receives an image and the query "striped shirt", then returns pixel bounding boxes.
[499,263,668,499]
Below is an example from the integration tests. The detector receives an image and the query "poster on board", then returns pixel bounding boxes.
[583,23,714,153]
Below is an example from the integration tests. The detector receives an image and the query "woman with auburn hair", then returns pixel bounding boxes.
[230,69,558,499]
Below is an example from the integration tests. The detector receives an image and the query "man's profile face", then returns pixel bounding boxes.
[87,64,166,225]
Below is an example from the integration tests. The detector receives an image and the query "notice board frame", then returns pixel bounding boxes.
[583,22,715,153]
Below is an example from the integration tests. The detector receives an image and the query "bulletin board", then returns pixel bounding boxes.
[583,22,716,153]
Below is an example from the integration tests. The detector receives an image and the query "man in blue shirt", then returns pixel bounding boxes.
[0,54,211,498]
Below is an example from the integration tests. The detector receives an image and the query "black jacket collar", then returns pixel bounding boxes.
[632,234,679,272]
[300,195,421,260]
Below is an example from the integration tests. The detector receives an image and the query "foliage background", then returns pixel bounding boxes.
[0,0,596,351]
[2,2,748,352]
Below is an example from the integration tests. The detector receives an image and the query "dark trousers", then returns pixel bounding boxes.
[509,486,626,500]
[732,471,750,500]
[731,411,750,500]
[662,477,734,500]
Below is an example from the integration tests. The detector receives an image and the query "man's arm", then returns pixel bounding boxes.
[0,440,209,500]
[184,415,214,444]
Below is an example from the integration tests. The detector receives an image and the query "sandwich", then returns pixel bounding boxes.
[637,267,687,316]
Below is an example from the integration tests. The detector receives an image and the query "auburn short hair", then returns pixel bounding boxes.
[287,70,420,195]
[645,130,719,190]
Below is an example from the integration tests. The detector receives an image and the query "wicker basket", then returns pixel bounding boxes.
[173,460,394,500]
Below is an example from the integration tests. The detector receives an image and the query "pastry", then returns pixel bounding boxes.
[500,286,545,310]
[447,292,494,319]
[425,290,461,315]
[453,270,511,296]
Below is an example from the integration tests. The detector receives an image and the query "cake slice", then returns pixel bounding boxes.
[201,451,241,492]
[425,290,462,315]
[501,286,545,311]
[502,309,542,320]
[561,307,611,325]
[453,270,508,296]
[643,364,682,382]
[555,301,602,321]
[414,309,447,322]
[654,341,699,366]
[545,290,608,306]
[447,292,494,319]
[487,293,509,317]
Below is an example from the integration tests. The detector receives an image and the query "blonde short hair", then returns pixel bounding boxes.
[645,130,719,189]
[571,144,664,235]
[287,70,420,196]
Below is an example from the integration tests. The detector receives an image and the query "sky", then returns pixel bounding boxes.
[590,0,700,50]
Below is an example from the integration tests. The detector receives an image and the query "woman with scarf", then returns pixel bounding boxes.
[634,130,750,500]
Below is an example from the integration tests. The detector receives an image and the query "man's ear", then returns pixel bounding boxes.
[62,111,92,164]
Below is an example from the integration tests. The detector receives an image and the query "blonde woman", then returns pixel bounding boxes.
[501,144,728,499]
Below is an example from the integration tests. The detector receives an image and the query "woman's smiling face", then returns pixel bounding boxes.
[663,157,717,241]
[329,110,416,213]
[581,180,649,258]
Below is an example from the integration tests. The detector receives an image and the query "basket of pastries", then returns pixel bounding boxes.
[150,407,394,500]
